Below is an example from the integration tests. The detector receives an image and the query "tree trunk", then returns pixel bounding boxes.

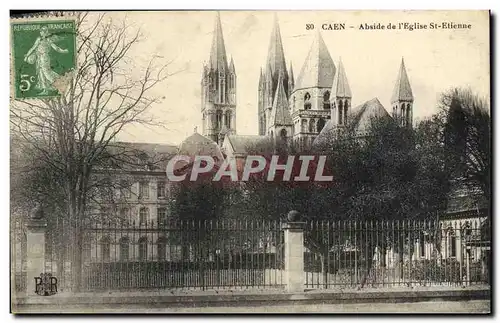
[358,245,375,289]
[319,252,329,288]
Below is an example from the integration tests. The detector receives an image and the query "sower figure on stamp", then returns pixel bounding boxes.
[24,26,68,95]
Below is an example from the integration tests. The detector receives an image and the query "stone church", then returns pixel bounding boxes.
[180,12,415,162]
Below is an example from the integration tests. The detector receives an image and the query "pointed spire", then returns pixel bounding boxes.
[258,67,264,87]
[229,56,235,73]
[295,31,336,90]
[331,57,351,98]
[209,12,228,71]
[270,73,292,126]
[391,58,414,103]
[266,13,288,78]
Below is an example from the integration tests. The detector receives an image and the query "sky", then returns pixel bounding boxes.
[86,10,490,145]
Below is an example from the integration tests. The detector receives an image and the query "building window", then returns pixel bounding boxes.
[157,237,167,261]
[225,110,231,128]
[317,118,325,133]
[280,128,287,141]
[338,100,343,124]
[119,208,130,225]
[120,180,131,199]
[119,237,129,261]
[309,119,315,133]
[139,181,149,199]
[450,233,457,258]
[406,104,411,126]
[157,207,167,226]
[344,100,349,124]
[323,91,330,109]
[138,237,148,261]
[301,119,307,132]
[216,110,223,129]
[304,92,311,110]
[100,236,111,262]
[139,207,149,226]
[157,180,166,199]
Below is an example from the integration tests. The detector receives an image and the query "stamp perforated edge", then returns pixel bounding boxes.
[10,12,78,101]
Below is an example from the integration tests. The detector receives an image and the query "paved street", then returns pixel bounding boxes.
[16,300,490,314]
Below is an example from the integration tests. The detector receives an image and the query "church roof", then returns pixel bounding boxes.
[225,135,271,155]
[265,13,288,80]
[391,58,414,103]
[331,58,351,98]
[295,31,336,91]
[178,131,224,160]
[209,12,229,71]
[351,98,392,133]
[269,75,293,126]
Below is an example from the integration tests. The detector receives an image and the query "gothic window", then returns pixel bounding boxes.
[119,237,129,261]
[293,96,296,111]
[301,119,307,132]
[309,119,315,133]
[280,128,287,140]
[304,92,311,110]
[216,110,223,130]
[100,236,111,262]
[344,100,349,125]
[401,103,406,126]
[139,207,149,226]
[225,110,231,128]
[323,91,330,109]
[338,100,344,125]
[317,117,326,132]
[270,130,274,139]
[406,104,412,126]
[138,237,148,261]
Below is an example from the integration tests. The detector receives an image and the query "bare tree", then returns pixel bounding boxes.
[10,12,178,291]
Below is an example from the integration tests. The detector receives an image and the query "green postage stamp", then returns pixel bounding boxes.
[11,19,76,99]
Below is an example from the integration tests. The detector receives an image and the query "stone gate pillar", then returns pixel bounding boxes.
[282,210,305,293]
[25,206,47,295]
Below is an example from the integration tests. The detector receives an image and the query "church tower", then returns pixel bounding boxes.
[391,58,414,128]
[289,30,336,149]
[258,13,290,136]
[201,12,237,145]
[268,73,293,145]
[330,57,352,128]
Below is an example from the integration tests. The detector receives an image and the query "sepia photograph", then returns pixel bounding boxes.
[9,9,491,314]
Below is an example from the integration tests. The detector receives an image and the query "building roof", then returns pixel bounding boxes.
[312,98,392,147]
[331,58,352,98]
[269,74,293,126]
[209,12,229,71]
[265,13,288,80]
[225,135,271,155]
[295,31,336,91]
[391,58,414,103]
[351,98,392,133]
[178,132,224,160]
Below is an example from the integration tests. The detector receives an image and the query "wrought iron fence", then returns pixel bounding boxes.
[304,219,491,289]
[12,215,490,293]
[43,218,285,291]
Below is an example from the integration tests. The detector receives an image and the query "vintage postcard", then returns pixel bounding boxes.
[10,10,491,314]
